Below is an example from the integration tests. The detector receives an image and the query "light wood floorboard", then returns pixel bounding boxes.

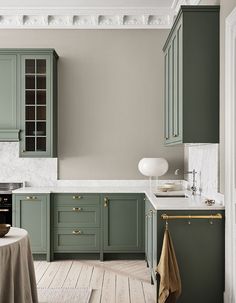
[34,260,156,303]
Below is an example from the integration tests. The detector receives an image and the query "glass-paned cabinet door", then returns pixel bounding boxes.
[21,56,50,156]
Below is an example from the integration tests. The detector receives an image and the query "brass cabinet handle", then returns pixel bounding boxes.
[72,207,82,212]
[173,134,178,137]
[72,195,82,200]
[104,197,109,207]
[72,230,82,235]
[26,196,37,200]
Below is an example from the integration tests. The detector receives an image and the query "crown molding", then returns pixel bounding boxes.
[171,0,201,12]
[0,7,176,29]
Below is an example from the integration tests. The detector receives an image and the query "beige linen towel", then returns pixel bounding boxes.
[156,228,181,303]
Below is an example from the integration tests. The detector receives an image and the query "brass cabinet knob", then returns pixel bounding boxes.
[72,230,82,235]
[72,207,82,212]
[104,197,109,207]
[72,195,82,200]
[26,196,37,200]
[173,134,178,137]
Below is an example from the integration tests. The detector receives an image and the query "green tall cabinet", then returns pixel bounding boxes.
[0,49,58,157]
[19,50,58,157]
[163,6,219,145]
[102,194,144,253]
[13,194,51,261]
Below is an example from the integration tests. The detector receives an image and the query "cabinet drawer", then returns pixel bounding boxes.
[54,228,100,252]
[53,193,100,206]
[54,205,100,228]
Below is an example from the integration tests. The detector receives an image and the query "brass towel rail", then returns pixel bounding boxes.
[161,213,223,220]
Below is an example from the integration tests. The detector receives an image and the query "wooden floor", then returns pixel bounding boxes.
[34,260,156,303]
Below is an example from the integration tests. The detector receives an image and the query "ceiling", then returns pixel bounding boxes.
[0,0,201,29]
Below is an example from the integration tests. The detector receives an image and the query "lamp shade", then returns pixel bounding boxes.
[138,158,168,177]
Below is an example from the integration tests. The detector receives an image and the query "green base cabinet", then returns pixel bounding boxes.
[163,6,219,145]
[155,210,225,303]
[102,194,144,252]
[13,194,50,261]
[52,194,101,254]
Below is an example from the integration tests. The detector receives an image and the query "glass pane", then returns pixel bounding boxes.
[25,90,35,105]
[37,106,46,120]
[36,60,46,74]
[37,90,46,105]
[37,137,46,151]
[25,106,35,120]
[25,59,35,74]
[37,122,46,136]
[26,76,35,89]
[37,76,46,89]
[25,137,35,151]
[26,122,35,136]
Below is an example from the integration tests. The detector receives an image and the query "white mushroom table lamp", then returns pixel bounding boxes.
[138,158,169,191]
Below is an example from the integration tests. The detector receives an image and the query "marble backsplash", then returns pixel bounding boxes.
[0,142,57,186]
[184,144,219,196]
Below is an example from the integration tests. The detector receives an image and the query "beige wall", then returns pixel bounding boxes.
[0,29,184,179]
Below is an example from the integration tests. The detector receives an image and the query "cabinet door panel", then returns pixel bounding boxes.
[164,52,169,141]
[103,194,144,252]
[0,55,19,141]
[54,205,100,228]
[20,55,51,157]
[13,195,49,253]
[54,228,100,252]
[156,210,224,303]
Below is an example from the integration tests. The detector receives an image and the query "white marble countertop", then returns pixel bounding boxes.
[12,186,225,211]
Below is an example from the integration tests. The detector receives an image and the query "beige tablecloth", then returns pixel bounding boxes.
[0,227,38,303]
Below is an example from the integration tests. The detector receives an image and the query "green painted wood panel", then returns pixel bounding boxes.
[152,208,157,283]
[163,6,219,145]
[53,193,100,206]
[102,194,144,252]
[145,198,153,268]
[0,54,19,141]
[156,210,224,303]
[54,227,100,252]
[54,205,100,228]
[145,197,158,284]
[0,129,20,141]
[13,194,50,260]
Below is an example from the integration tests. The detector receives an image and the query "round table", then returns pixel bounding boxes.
[0,227,38,303]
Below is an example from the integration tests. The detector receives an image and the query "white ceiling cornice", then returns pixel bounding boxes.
[0,0,201,29]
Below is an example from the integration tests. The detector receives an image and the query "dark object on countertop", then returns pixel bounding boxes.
[0,224,11,237]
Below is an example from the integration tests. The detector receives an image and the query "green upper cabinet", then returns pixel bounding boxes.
[19,50,58,157]
[102,193,144,252]
[0,49,58,156]
[163,6,219,145]
[0,54,19,141]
